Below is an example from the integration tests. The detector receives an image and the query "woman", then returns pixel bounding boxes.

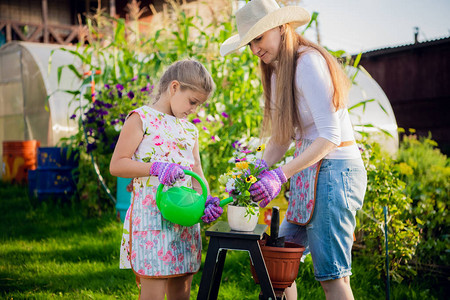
[220,1,367,299]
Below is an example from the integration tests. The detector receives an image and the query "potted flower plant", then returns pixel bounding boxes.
[218,139,267,231]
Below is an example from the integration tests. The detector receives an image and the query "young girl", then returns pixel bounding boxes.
[221,0,367,299]
[110,59,222,300]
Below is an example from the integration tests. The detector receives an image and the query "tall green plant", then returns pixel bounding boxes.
[395,132,449,269]
[358,140,419,283]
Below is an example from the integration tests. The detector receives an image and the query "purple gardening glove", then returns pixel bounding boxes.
[149,162,187,186]
[254,158,269,178]
[254,158,268,169]
[249,167,287,208]
[201,195,223,223]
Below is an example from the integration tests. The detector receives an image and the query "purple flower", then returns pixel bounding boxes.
[104,84,110,89]
[232,140,240,149]
[116,84,124,91]
[86,143,97,153]
[192,118,201,124]
[127,91,135,99]
[70,114,77,119]
[221,112,229,118]
[211,136,216,141]
[104,103,113,109]
[131,75,138,82]
[118,91,122,98]
[141,84,150,92]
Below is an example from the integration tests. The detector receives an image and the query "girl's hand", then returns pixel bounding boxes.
[249,167,287,208]
[201,195,223,223]
[149,162,188,186]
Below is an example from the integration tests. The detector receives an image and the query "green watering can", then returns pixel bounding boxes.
[156,170,233,227]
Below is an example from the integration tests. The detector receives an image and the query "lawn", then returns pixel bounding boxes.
[0,182,445,299]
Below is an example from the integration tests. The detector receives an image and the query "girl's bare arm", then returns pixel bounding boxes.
[109,113,151,178]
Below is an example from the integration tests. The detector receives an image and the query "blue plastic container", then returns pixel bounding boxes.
[37,147,78,168]
[116,177,132,222]
[28,147,79,201]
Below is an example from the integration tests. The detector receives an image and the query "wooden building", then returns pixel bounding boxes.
[0,0,223,46]
[359,37,450,154]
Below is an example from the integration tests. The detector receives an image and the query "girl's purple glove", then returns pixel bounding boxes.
[249,167,287,208]
[201,195,223,223]
[149,162,187,186]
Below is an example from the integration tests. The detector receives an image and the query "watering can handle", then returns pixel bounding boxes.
[182,170,208,198]
[156,169,208,201]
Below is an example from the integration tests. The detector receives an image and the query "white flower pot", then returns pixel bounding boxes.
[227,205,260,232]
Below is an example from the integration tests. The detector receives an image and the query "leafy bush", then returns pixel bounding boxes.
[358,140,419,283]
[395,132,449,269]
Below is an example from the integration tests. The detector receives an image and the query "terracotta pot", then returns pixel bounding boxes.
[251,240,305,289]
[227,205,259,232]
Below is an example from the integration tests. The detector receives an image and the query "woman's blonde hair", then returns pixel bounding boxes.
[260,24,351,145]
[155,59,216,102]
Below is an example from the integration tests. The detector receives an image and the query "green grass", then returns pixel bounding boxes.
[0,182,445,299]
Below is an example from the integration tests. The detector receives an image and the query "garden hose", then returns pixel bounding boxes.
[78,82,116,205]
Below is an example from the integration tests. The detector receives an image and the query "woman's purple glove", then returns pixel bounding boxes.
[254,158,268,169]
[149,162,187,186]
[201,195,223,223]
[249,167,287,208]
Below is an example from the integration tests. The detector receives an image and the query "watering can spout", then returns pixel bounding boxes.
[156,170,232,227]
[220,196,233,207]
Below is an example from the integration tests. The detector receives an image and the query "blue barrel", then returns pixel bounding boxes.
[28,147,78,201]
[116,177,132,222]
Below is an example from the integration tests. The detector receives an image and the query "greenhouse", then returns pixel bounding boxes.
[0,41,82,164]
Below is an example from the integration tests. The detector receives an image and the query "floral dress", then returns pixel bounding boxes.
[119,106,202,278]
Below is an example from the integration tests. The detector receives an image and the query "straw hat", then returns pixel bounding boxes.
[220,0,311,56]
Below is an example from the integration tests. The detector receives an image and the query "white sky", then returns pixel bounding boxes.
[299,0,450,54]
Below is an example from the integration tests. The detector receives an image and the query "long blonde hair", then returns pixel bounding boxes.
[154,59,216,102]
[260,24,350,145]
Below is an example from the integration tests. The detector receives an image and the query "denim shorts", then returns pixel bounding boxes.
[279,158,367,281]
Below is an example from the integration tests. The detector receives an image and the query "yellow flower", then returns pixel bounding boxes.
[245,175,257,184]
[256,144,266,152]
[236,161,249,170]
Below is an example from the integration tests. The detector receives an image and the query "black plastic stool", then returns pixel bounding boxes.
[197,221,281,300]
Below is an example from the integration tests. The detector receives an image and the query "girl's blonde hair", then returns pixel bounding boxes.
[155,59,216,102]
[260,24,351,145]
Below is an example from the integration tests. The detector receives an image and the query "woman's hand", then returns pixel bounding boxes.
[249,167,287,208]
[149,162,187,186]
[201,195,223,223]
[254,158,268,169]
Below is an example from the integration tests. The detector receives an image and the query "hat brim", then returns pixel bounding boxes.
[220,6,310,57]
